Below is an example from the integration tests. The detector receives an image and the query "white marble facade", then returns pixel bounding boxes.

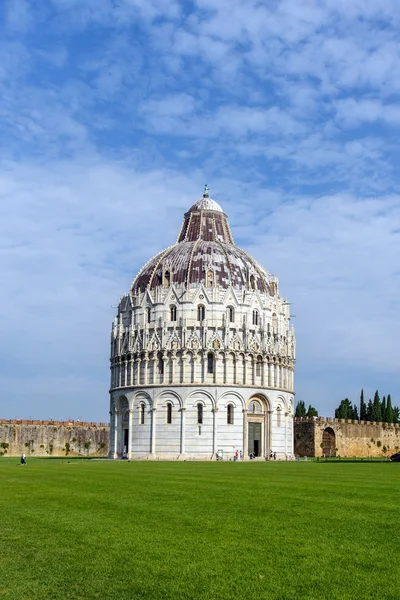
[109,190,296,460]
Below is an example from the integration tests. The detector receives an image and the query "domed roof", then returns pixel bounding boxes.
[131,188,272,294]
[188,197,223,213]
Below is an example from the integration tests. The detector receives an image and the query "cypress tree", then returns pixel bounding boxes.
[381,396,387,423]
[393,406,399,425]
[372,390,382,422]
[360,389,367,421]
[352,404,359,420]
[306,405,318,418]
[386,394,394,423]
[335,398,352,419]
[366,399,373,422]
[295,400,307,417]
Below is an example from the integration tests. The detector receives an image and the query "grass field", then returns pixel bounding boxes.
[1,460,399,600]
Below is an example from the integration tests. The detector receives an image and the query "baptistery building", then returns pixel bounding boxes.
[109,187,296,460]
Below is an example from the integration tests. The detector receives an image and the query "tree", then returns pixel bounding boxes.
[372,390,382,422]
[393,406,399,425]
[351,404,359,421]
[381,396,387,423]
[306,404,318,418]
[386,394,394,424]
[335,398,353,420]
[366,399,373,422]
[360,389,367,421]
[295,400,307,417]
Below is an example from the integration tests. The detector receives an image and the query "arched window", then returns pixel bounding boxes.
[197,304,205,321]
[139,403,145,425]
[227,404,234,425]
[158,356,164,375]
[170,305,177,321]
[272,313,278,333]
[256,357,262,377]
[147,307,151,323]
[253,310,259,326]
[206,270,214,287]
[228,306,234,323]
[207,352,214,374]
[166,402,172,424]
[277,407,282,428]
[197,403,203,424]
[250,274,256,290]
[164,270,171,288]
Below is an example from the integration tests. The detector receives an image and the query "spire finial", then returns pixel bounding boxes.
[203,184,209,197]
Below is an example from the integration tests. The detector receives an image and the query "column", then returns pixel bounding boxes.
[180,408,186,455]
[223,353,227,384]
[243,356,247,385]
[262,359,267,387]
[268,410,273,454]
[182,353,186,384]
[143,354,148,385]
[150,408,156,456]
[136,358,141,385]
[284,411,287,458]
[128,408,133,459]
[212,408,218,457]
[118,362,122,388]
[171,355,175,384]
[201,352,205,384]
[113,410,119,458]
[243,409,248,459]
[264,411,269,458]
[162,353,167,385]
[130,360,134,387]
[213,356,218,385]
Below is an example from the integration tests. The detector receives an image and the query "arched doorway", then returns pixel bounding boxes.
[322,427,336,457]
[118,396,129,458]
[247,398,266,458]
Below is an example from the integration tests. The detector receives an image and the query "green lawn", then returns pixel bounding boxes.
[1,460,399,600]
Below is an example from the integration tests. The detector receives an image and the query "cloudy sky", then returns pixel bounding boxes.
[1,0,400,421]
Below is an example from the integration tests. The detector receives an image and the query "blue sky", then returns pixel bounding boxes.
[1,0,400,421]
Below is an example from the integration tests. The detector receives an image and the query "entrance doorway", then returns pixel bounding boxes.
[322,427,336,457]
[123,428,129,453]
[248,422,262,457]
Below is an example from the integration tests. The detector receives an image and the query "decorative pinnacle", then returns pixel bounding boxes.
[203,184,209,197]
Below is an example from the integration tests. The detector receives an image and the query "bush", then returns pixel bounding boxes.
[65,443,70,456]
[377,441,382,448]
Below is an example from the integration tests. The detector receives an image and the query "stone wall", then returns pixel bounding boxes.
[294,417,400,458]
[0,420,110,458]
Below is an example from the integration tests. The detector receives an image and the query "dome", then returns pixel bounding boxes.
[131,188,272,294]
[188,197,223,213]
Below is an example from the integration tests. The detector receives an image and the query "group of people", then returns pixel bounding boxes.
[234,450,243,461]
[233,449,277,460]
